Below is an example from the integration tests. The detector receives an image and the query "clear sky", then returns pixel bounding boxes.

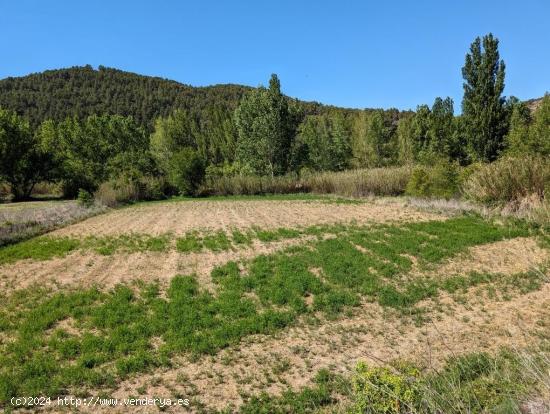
[1,0,548,110]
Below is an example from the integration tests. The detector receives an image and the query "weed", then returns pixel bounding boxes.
[202,231,232,251]
[175,232,203,253]
[231,229,253,246]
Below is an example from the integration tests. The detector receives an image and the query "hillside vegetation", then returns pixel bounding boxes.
[0,65,352,129]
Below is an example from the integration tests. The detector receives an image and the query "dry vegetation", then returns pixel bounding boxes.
[0,200,106,246]
[0,195,548,413]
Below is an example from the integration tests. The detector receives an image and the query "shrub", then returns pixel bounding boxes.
[168,148,205,195]
[94,176,168,207]
[405,167,431,197]
[462,156,550,204]
[77,189,94,207]
[352,361,421,414]
[406,161,459,199]
[30,182,62,198]
[0,182,10,200]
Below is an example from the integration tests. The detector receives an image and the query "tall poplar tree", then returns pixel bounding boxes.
[461,34,507,162]
[234,74,293,176]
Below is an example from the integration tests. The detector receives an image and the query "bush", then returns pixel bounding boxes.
[76,189,94,207]
[0,182,10,201]
[168,148,205,196]
[94,176,169,207]
[30,182,62,198]
[406,161,459,199]
[462,156,550,204]
[352,361,421,414]
[405,167,431,197]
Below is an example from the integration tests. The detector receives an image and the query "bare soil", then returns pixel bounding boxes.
[422,236,549,276]
[51,199,444,238]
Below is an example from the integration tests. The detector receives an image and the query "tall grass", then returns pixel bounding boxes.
[200,173,306,196]
[307,166,412,197]
[462,156,550,205]
[95,176,169,207]
[201,166,412,197]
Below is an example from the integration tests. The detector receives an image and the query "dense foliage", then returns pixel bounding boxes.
[0,65,346,130]
[0,108,49,199]
[0,34,547,202]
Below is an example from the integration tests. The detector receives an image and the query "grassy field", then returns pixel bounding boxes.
[0,195,548,413]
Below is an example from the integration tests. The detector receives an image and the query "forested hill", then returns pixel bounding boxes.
[0,65,350,129]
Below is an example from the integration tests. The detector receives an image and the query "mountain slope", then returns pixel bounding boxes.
[525,97,544,113]
[0,66,252,128]
[0,66,336,129]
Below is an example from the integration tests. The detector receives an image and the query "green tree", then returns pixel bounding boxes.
[410,105,431,160]
[351,110,388,168]
[505,99,532,155]
[396,115,414,165]
[528,94,550,156]
[461,33,508,162]
[234,74,294,176]
[198,105,237,165]
[0,108,48,200]
[292,112,351,172]
[167,148,205,195]
[150,109,199,174]
[427,97,455,156]
[51,114,150,197]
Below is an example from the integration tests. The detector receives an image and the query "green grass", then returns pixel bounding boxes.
[0,215,546,404]
[175,232,202,252]
[175,226,306,254]
[83,234,171,255]
[0,233,172,263]
[202,230,232,251]
[0,236,80,264]
[231,229,254,246]
[236,369,350,414]
[254,227,302,242]
[0,220,352,264]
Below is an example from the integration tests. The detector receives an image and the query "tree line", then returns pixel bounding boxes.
[0,34,548,201]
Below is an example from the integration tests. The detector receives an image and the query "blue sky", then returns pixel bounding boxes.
[1,0,548,110]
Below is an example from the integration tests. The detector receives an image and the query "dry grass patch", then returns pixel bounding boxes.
[418,236,549,277]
